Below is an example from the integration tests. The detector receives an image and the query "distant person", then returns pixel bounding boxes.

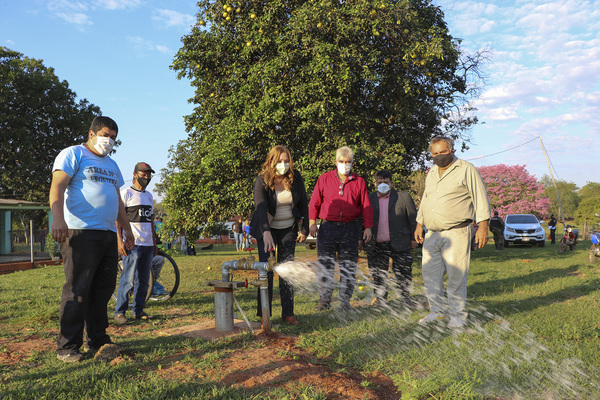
[548,214,557,244]
[154,217,163,247]
[414,136,490,329]
[309,146,374,311]
[365,170,418,307]
[489,211,505,250]
[114,162,157,324]
[151,254,166,295]
[243,218,252,249]
[49,116,134,362]
[39,228,47,253]
[179,228,187,253]
[232,217,244,251]
[250,145,309,326]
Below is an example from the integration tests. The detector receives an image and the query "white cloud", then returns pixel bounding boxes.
[48,0,91,25]
[47,0,142,26]
[127,36,171,55]
[152,9,195,29]
[93,0,142,10]
[156,45,170,54]
[485,106,519,121]
[55,12,91,25]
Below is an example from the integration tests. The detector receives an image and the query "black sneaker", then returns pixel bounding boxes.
[57,352,83,363]
[83,343,97,353]
[134,312,151,320]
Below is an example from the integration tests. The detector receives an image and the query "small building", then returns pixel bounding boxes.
[0,199,58,274]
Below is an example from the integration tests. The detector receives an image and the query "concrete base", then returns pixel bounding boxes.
[156,319,262,341]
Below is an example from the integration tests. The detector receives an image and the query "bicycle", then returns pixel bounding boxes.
[112,249,180,304]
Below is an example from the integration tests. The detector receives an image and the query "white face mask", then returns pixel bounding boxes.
[337,162,352,176]
[276,162,290,175]
[377,183,390,194]
[92,135,115,156]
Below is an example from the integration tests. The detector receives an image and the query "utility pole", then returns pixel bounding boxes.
[539,137,565,230]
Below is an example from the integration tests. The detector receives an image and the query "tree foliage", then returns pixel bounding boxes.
[574,197,600,226]
[539,175,581,219]
[159,0,485,233]
[578,182,600,200]
[0,47,102,202]
[479,164,550,218]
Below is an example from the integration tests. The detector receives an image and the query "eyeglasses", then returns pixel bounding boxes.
[339,184,343,196]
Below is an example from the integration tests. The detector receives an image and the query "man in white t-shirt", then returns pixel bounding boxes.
[114,162,157,324]
[50,116,134,362]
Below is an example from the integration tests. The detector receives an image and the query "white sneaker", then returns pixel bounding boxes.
[419,312,445,325]
[448,317,466,329]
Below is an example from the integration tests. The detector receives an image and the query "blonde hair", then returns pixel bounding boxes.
[260,145,294,190]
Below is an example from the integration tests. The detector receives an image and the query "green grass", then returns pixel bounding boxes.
[1,241,600,399]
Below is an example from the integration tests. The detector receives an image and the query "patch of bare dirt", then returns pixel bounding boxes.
[2,327,400,399]
[0,334,56,366]
[154,332,400,399]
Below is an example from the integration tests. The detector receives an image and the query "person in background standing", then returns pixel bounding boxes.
[548,214,557,244]
[243,218,252,249]
[232,217,244,251]
[114,162,157,324]
[489,211,505,250]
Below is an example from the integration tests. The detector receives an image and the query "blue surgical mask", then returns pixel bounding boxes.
[377,183,390,194]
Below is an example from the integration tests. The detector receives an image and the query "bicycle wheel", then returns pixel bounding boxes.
[147,250,180,302]
[111,259,154,304]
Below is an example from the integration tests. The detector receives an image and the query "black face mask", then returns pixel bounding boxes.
[137,177,151,188]
[432,153,454,168]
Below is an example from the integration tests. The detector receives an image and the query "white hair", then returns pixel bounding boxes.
[335,146,354,161]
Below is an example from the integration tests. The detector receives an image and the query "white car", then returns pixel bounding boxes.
[503,214,546,247]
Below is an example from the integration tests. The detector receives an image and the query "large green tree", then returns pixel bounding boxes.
[160,0,485,234]
[540,175,581,219]
[578,182,600,200]
[0,47,101,202]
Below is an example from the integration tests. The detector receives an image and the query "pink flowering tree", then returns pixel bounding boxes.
[478,164,551,218]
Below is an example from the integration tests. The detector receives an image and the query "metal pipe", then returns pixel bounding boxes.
[220,257,276,331]
[214,287,234,331]
[221,257,274,282]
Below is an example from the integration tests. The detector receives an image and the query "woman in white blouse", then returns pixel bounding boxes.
[250,145,309,326]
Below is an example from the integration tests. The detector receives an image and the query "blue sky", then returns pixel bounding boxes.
[2,0,599,199]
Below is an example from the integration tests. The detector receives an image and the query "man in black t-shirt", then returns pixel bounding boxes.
[489,211,505,250]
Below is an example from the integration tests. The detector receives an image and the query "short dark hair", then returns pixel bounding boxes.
[429,136,454,152]
[89,116,118,134]
[375,170,392,180]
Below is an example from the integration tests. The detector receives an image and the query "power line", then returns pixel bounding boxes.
[465,136,540,161]
[465,135,562,181]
